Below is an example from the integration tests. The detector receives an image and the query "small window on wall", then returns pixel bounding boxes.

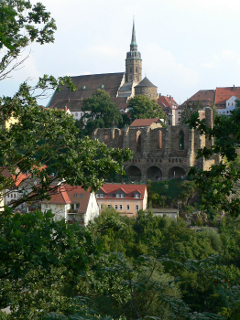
[179,130,184,150]
[136,205,139,211]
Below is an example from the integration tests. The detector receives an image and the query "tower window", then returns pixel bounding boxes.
[130,67,132,73]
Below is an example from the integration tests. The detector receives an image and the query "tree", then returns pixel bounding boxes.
[0,0,56,80]
[0,1,132,209]
[187,100,240,216]
[79,89,123,136]
[127,95,165,122]
[0,208,112,319]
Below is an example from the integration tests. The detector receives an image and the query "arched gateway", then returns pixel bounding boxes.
[146,166,162,181]
[168,167,186,179]
[126,165,141,181]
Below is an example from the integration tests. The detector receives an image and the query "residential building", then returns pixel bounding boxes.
[40,185,99,225]
[157,95,179,125]
[182,86,240,116]
[96,184,148,217]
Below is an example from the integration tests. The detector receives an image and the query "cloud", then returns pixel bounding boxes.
[81,45,119,58]
[202,50,240,69]
[143,43,199,87]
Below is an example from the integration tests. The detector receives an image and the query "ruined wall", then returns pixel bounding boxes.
[92,107,218,181]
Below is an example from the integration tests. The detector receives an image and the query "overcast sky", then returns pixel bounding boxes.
[1,0,240,105]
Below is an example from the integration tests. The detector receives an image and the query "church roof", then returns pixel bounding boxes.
[134,77,157,88]
[48,72,125,107]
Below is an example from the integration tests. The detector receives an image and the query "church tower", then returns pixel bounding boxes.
[125,19,142,84]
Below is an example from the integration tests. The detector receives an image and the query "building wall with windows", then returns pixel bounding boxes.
[96,184,147,217]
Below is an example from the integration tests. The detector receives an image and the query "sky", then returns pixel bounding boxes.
[1,0,240,106]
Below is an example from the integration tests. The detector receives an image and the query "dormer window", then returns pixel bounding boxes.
[134,192,140,199]
[100,194,105,198]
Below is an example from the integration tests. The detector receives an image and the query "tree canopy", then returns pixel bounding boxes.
[187,100,240,216]
[0,1,131,208]
[127,95,165,122]
[78,89,123,136]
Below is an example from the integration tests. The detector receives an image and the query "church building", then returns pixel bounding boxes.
[48,20,158,116]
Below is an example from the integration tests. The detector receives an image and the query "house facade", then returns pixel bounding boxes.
[41,185,99,225]
[96,184,148,217]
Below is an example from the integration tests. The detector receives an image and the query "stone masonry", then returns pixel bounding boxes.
[93,108,219,182]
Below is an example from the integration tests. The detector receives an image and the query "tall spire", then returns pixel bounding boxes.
[125,18,142,83]
[130,18,137,51]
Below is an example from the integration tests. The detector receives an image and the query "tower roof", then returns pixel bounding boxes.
[134,77,157,88]
[130,19,137,51]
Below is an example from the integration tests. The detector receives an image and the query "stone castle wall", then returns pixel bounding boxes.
[92,108,219,182]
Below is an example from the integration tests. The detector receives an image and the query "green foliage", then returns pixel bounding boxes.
[187,101,240,216]
[127,95,165,122]
[148,179,199,209]
[0,2,131,208]
[78,89,123,136]
[0,208,101,319]
[180,100,203,125]
[0,0,57,80]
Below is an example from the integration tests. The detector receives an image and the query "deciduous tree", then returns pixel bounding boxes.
[79,89,123,136]
[127,95,165,122]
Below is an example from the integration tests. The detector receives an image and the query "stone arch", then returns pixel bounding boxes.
[147,166,162,181]
[126,165,141,181]
[179,129,184,150]
[168,166,186,179]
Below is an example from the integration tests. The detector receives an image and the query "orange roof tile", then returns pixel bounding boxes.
[215,87,240,106]
[99,184,146,200]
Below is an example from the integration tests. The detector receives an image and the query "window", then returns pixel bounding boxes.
[74,194,78,197]
[119,205,123,210]
[179,130,184,150]
[115,205,118,210]
[96,194,99,198]
[101,204,104,209]
[71,204,74,210]
[136,205,139,211]
[76,204,80,209]
[134,193,140,199]
[108,205,111,208]
[100,194,105,198]
[126,205,130,210]
[116,194,120,198]
[121,194,125,198]
[75,113,78,117]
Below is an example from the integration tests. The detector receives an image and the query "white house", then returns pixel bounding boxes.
[218,96,239,116]
[40,185,99,225]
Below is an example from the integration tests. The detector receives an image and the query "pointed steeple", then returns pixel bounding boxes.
[125,18,142,84]
[130,18,137,51]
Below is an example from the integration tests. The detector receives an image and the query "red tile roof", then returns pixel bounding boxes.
[215,87,240,106]
[41,185,71,205]
[99,184,146,200]
[157,95,178,110]
[65,185,90,213]
[41,185,91,213]
[130,118,160,127]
